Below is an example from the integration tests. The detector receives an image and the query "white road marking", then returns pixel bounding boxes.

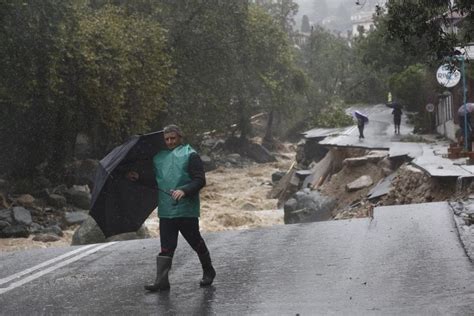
[343,125,357,135]
[0,244,97,286]
[0,242,116,295]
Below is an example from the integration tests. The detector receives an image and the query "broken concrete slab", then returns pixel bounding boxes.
[389,142,423,158]
[367,173,397,200]
[295,170,312,179]
[320,134,389,150]
[343,150,388,167]
[346,175,373,192]
[412,144,474,178]
[302,151,334,189]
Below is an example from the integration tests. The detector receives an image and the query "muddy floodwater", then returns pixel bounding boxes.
[145,156,293,237]
[0,153,293,252]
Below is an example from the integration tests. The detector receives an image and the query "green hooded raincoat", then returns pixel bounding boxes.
[153,144,200,218]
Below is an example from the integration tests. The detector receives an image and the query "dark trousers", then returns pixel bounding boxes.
[357,124,364,138]
[459,115,473,151]
[159,217,209,257]
[394,116,401,133]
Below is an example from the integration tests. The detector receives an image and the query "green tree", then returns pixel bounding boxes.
[258,0,299,35]
[73,4,174,151]
[0,1,78,177]
[246,5,304,143]
[300,26,352,112]
[382,0,474,61]
[0,1,173,179]
[156,2,302,143]
[343,8,427,104]
[389,64,435,112]
[301,14,311,33]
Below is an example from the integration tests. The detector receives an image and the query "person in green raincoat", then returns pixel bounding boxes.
[127,125,216,291]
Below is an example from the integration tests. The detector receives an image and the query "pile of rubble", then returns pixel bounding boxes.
[0,185,91,242]
[271,137,468,224]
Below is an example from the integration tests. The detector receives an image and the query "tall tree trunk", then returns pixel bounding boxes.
[263,110,274,150]
[238,96,251,142]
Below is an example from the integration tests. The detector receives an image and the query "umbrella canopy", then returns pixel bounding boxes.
[354,110,369,123]
[90,130,166,237]
[457,103,474,115]
[386,102,401,110]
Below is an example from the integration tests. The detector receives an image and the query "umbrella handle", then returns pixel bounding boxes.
[158,187,180,205]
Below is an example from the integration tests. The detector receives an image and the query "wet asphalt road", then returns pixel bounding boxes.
[1,202,473,314]
[320,104,412,149]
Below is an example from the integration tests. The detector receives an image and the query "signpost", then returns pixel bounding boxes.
[436,64,461,88]
[437,57,467,150]
[425,103,434,112]
[426,103,434,133]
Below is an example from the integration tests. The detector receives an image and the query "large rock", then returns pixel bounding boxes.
[64,188,91,210]
[47,194,67,208]
[0,225,29,238]
[271,171,286,184]
[0,208,12,223]
[224,137,276,164]
[284,190,336,224]
[71,216,106,245]
[12,206,32,225]
[105,226,151,242]
[244,142,276,163]
[0,192,9,208]
[71,215,151,245]
[0,220,10,230]
[200,155,217,172]
[346,175,373,192]
[64,211,89,226]
[16,194,35,208]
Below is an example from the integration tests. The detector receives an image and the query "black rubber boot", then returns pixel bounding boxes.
[198,252,216,287]
[144,256,172,292]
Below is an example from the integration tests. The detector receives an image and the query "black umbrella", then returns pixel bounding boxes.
[353,110,369,123]
[90,130,167,237]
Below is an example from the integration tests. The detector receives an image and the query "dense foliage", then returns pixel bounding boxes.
[0,0,307,179]
[1,0,471,181]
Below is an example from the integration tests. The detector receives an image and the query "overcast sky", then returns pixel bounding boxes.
[294,0,378,30]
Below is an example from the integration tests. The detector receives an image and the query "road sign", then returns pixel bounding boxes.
[436,64,461,88]
[426,103,434,112]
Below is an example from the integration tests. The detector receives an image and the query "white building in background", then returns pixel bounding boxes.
[350,0,387,37]
[350,11,374,36]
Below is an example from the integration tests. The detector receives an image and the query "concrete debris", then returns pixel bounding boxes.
[346,175,373,192]
[284,190,336,224]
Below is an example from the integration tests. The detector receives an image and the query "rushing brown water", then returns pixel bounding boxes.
[0,152,293,252]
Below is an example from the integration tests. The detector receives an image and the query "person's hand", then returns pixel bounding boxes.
[171,189,185,201]
[126,171,139,181]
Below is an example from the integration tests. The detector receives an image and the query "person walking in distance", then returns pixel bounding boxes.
[458,104,474,151]
[127,125,216,291]
[392,102,402,134]
[354,111,368,139]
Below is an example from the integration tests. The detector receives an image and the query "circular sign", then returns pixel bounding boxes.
[436,64,461,88]
[426,103,434,112]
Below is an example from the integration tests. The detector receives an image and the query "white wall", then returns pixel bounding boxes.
[436,119,457,141]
